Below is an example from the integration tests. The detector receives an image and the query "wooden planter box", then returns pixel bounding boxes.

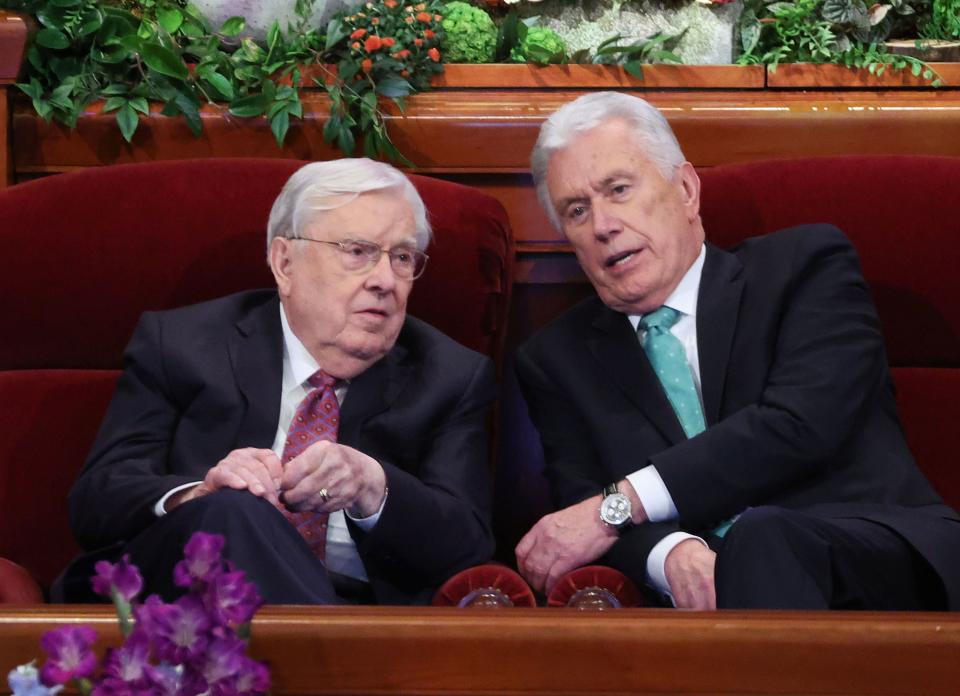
[766,62,960,88]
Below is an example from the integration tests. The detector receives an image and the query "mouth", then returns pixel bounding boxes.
[604,248,643,269]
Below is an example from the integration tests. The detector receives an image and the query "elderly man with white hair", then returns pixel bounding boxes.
[57,159,496,605]
[514,92,960,611]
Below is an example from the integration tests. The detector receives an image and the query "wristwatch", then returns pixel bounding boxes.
[599,482,633,532]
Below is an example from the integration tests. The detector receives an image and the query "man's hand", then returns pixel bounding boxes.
[167,448,283,511]
[664,538,717,609]
[515,496,618,595]
[280,440,387,518]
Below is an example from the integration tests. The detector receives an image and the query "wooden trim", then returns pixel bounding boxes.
[1,87,10,188]
[433,63,766,89]
[1,606,959,695]
[766,62,960,88]
[0,11,29,85]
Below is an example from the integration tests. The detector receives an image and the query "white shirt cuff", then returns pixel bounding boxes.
[154,482,202,516]
[344,486,388,531]
[646,532,708,604]
[626,465,679,523]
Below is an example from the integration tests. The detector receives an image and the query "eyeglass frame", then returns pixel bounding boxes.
[291,236,430,280]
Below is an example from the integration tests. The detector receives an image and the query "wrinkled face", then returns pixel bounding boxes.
[270,187,417,378]
[546,118,704,315]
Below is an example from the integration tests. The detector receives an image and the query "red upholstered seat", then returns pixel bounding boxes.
[0,159,514,602]
[432,564,536,608]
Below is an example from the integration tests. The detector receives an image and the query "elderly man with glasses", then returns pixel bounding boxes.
[56,159,496,606]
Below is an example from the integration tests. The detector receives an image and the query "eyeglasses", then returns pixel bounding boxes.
[294,237,429,280]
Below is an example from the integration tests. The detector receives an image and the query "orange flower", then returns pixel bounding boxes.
[427,47,440,61]
[361,58,373,73]
[350,28,367,39]
[394,49,411,59]
[372,17,380,24]
[416,11,431,21]
[434,13,441,20]
[405,15,414,23]
[401,69,410,77]
[364,35,383,52]
[351,41,361,50]
[414,37,423,46]
[382,37,396,47]
[385,0,398,6]
[423,29,435,39]
[415,2,426,9]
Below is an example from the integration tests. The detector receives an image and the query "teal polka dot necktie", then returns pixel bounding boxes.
[640,307,738,538]
[639,306,706,439]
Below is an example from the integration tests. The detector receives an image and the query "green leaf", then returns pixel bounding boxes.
[325,18,348,51]
[50,0,81,7]
[79,10,104,36]
[336,125,356,156]
[103,96,126,112]
[375,77,413,98]
[140,43,189,81]
[36,28,70,50]
[322,112,341,144]
[16,78,43,100]
[201,69,235,100]
[117,102,139,142]
[266,21,281,53]
[157,8,183,35]
[270,109,290,146]
[219,16,245,37]
[495,11,521,62]
[624,60,644,80]
[174,91,203,136]
[229,93,268,117]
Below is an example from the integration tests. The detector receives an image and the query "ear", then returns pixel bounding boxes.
[269,236,295,297]
[676,162,701,223]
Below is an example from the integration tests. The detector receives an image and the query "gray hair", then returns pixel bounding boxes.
[531,92,686,230]
[266,158,432,257]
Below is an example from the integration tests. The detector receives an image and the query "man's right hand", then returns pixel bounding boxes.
[664,538,717,609]
[165,448,283,511]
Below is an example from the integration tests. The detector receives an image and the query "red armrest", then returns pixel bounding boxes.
[0,557,44,604]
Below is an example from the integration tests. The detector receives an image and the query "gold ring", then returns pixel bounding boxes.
[319,488,329,503]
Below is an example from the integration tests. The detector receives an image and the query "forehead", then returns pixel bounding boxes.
[306,188,417,243]
[546,120,662,197]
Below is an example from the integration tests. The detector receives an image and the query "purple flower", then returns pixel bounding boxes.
[198,635,245,689]
[204,568,262,627]
[8,663,63,696]
[174,533,225,588]
[99,631,151,688]
[148,595,211,665]
[39,626,99,686]
[234,656,271,695]
[91,556,143,603]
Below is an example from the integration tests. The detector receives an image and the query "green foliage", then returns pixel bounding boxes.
[922,0,960,39]
[12,0,323,145]
[509,26,566,64]
[570,31,684,77]
[738,0,941,83]
[322,0,445,162]
[440,1,496,63]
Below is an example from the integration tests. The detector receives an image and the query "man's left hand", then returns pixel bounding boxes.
[515,496,618,594]
[280,440,387,518]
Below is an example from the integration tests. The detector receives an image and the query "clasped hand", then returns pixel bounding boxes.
[173,443,386,518]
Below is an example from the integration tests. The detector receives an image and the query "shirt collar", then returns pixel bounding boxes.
[279,303,321,392]
[628,243,706,330]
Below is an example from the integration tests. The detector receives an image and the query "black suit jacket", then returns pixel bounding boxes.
[517,225,960,607]
[69,290,496,604]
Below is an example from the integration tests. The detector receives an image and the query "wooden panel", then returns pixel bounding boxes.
[1,88,9,189]
[2,606,959,695]
[767,62,960,88]
[0,11,28,84]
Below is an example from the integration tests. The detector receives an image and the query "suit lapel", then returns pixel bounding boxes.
[696,244,745,425]
[338,335,412,448]
[588,305,686,444]
[228,295,284,449]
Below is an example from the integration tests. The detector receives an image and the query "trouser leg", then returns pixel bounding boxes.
[714,506,944,610]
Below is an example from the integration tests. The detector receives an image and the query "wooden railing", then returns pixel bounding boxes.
[2,605,960,695]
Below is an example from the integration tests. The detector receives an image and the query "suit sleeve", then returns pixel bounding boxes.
[657,226,889,528]
[516,343,681,588]
[355,353,497,588]
[68,313,206,550]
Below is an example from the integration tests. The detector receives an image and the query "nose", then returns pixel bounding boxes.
[591,200,621,243]
[363,250,397,294]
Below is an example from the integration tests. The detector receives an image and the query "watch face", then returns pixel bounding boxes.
[600,493,631,526]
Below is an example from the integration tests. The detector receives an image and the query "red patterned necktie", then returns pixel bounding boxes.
[281,369,339,561]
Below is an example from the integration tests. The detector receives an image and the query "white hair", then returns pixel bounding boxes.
[531,92,687,230]
[266,158,431,257]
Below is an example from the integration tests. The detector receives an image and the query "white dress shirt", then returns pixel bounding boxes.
[156,304,384,582]
[624,244,709,601]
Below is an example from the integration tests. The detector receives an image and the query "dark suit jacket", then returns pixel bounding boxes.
[68,290,496,604]
[517,225,960,608]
